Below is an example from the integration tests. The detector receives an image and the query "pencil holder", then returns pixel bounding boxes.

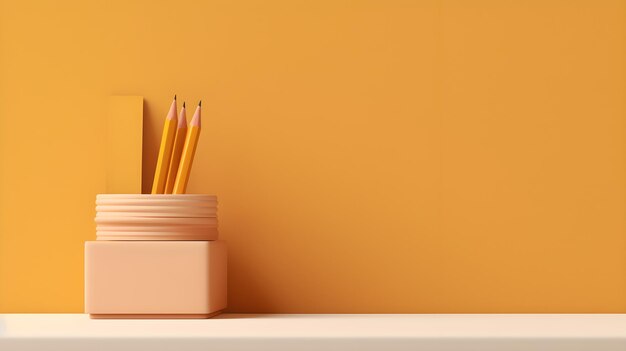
[84,194,227,319]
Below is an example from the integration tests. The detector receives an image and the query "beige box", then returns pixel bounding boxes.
[85,240,226,318]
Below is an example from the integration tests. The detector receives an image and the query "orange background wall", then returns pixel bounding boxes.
[1,0,625,313]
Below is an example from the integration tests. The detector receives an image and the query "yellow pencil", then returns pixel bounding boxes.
[164,102,187,194]
[151,95,178,194]
[173,101,202,194]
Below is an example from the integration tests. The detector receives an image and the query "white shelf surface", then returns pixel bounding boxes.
[1,313,625,350]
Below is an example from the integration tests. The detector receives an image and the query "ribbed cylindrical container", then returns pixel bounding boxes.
[94,194,218,241]
[84,194,227,319]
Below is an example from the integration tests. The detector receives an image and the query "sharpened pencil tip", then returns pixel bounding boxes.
[174,94,177,100]
[199,100,202,107]
[183,102,186,108]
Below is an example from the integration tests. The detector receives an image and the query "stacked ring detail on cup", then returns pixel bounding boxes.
[95,194,218,241]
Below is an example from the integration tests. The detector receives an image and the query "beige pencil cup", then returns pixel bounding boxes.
[84,194,227,319]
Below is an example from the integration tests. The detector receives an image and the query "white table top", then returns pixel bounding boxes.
[1,313,625,350]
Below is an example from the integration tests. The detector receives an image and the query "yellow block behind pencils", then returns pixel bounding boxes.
[164,102,187,194]
[173,101,202,194]
[151,96,178,194]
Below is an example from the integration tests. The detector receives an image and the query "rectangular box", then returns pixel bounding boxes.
[106,96,143,193]
[85,240,226,318]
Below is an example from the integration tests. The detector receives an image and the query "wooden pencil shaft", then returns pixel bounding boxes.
[151,99,177,194]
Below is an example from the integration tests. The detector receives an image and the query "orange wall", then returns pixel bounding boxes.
[1,0,625,313]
